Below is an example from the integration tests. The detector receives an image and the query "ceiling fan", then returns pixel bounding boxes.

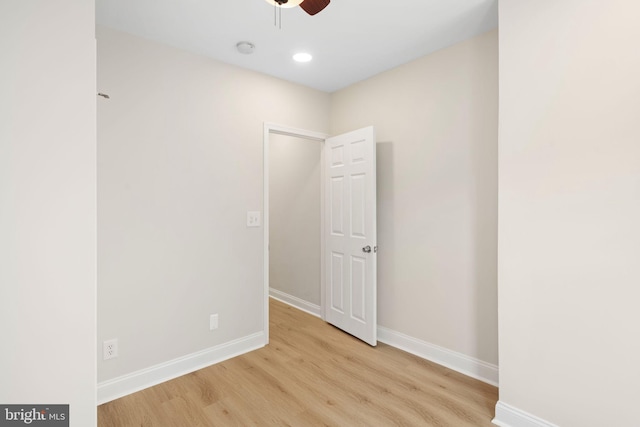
[265,0,331,16]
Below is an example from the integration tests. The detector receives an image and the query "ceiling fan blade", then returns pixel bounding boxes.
[300,0,330,16]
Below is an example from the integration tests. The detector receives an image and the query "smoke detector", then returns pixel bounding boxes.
[236,41,256,55]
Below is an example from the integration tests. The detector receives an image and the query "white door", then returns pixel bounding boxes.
[324,126,377,346]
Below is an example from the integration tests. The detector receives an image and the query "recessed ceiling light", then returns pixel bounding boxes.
[293,52,313,63]
[236,41,255,55]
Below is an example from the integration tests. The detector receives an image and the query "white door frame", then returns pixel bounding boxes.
[263,122,328,344]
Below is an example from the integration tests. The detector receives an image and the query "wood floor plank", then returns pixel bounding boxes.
[98,298,497,426]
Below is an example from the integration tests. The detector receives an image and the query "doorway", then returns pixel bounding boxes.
[263,122,378,346]
[263,123,328,344]
[268,133,323,315]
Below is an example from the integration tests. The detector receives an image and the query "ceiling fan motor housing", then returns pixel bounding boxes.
[267,0,330,16]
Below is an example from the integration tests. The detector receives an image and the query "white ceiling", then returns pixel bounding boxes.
[96,0,498,93]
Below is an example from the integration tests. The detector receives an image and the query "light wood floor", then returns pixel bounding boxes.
[98,299,498,426]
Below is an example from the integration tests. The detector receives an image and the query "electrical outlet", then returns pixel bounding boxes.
[247,211,261,227]
[210,314,219,330]
[103,339,118,360]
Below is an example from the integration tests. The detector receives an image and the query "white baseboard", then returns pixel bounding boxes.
[377,326,499,387]
[492,401,558,427]
[97,332,265,405]
[269,288,321,318]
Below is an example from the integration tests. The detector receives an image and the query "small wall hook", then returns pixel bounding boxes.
[98,93,110,99]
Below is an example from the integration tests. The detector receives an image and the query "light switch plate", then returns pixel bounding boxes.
[247,211,261,227]
[210,314,219,330]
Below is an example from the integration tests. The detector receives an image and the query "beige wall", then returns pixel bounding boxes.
[497,1,640,425]
[97,22,498,402]
[331,30,498,366]
[97,27,329,382]
[269,134,322,306]
[0,1,97,424]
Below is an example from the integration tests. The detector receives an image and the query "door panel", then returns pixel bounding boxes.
[330,252,344,312]
[324,126,377,346]
[330,177,344,235]
[350,173,366,237]
[351,255,366,321]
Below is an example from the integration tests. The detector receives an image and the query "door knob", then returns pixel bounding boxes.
[362,245,372,253]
